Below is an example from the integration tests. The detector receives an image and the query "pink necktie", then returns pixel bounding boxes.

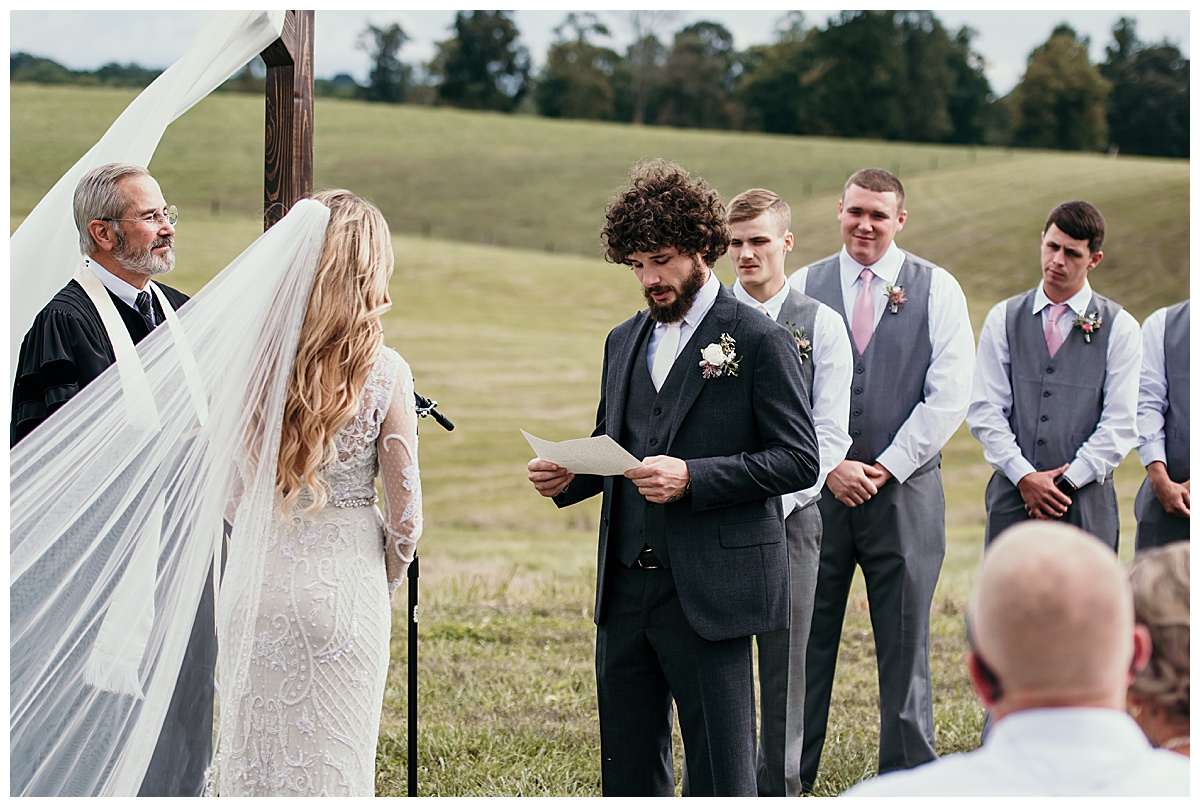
[756,304,769,316]
[1044,303,1070,358]
[851,267,875,353]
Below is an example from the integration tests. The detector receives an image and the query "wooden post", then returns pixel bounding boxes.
[261,10,314,230]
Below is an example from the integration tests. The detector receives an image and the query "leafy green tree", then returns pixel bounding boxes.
[357,22,412,104]
[657,21,739,130]
[10,52,88,84]
[535,13,621,121]
[430,11,532,113]
[1010,24,1110,151]
[619,11,679,125]
[805,11,907,139]
[736,12,817,135]
[1101,18,1189,158]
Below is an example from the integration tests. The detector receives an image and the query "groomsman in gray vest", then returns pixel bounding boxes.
[789,168,975,787]
[1134,299,1190,549]
[967,201,1141,550]
[528,160,819,796]
[727,188,852,797]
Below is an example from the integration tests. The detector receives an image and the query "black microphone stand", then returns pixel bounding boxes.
[408,391,452,797]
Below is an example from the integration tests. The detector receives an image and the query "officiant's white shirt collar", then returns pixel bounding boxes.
[86,258,157,310]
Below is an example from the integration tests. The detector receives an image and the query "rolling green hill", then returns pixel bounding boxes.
[8,83,1191,795]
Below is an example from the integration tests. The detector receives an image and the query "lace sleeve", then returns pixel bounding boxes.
[379,360,422,596]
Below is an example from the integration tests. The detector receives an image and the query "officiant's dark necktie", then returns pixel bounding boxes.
[135,291,157,332]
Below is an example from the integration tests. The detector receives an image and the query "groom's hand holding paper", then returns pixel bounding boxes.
[523,429,641,500]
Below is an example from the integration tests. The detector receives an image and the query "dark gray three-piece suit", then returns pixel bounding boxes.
[555,287,819,796]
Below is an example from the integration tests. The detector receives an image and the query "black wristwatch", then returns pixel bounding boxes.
[1053,474,1078,497]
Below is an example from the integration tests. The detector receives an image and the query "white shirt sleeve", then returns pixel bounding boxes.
[966,301,1035,483]
[790,303,853,510]
[875,266,975,483]
[1135,307,1169,467]
[1063,308,1142,486]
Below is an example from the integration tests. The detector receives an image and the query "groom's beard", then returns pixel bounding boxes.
[645,257,707,324]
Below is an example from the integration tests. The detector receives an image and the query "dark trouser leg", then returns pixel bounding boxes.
[756,503,822,796]
[1135,478,1192,550]
[800,494,858,789]
[858,469,944,775]
[596,566,675,797]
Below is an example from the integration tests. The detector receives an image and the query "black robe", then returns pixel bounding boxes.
[10,278,190,446]
[10,276,212,796]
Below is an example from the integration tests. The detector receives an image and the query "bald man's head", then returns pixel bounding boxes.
[971,523,1135,713]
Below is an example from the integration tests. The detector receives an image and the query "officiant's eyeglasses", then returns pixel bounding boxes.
[99,205,178,227]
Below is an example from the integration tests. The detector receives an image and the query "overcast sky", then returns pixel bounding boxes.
[8,8,1191,97]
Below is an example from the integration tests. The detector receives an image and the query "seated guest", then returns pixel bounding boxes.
[1127,542,1190,756]
[843,522,1189,796]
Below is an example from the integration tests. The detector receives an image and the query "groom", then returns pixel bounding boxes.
[10,163,213,797]
[528,159,819,796]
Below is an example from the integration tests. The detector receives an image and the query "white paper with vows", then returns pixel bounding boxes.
[521,430,641,476]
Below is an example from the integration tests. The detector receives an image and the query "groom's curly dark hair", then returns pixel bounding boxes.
[601,159,730,268]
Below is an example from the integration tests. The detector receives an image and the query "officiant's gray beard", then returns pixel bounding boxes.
[113,227,175,277]
[645,258,707,324]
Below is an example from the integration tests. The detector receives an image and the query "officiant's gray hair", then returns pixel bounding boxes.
[74,162,151,255]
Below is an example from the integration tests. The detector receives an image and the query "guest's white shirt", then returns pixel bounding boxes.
[789,242,975,483]
[86,258,158,318]
[843,708,1189,796]
[967,280,1141,487]
[732,279,851,513]
[1135,304,1176,468]
[645,271,722,378]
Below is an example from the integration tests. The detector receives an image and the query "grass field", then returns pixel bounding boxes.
[10,84,1190,796]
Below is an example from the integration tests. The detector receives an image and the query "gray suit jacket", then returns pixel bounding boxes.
[557,287,819,641]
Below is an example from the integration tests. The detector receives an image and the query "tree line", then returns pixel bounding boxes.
[11,11,1188,158]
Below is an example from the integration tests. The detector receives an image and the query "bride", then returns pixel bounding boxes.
[10,191,421,796]
[213,189,422,795]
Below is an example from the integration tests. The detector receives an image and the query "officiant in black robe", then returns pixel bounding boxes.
[10,163,213,797]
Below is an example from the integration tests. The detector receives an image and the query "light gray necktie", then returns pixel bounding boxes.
[651,321,682,391]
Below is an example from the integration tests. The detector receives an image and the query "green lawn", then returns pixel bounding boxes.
[10,84,1189,796]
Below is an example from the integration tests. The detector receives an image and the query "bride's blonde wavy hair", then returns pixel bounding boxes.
[276,189,394,512]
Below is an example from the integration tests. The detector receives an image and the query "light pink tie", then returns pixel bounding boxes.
[851,267,875,353]
[756,304,769,316]
[1044,303,1070,358]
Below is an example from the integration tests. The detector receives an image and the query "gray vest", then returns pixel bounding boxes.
[805,253,935,466]
[777,288,820,405]
[1004,289,1122,473]
[613,327,675,566]
[1162,300,1190,481]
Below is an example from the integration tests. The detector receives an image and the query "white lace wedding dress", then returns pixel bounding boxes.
[217,345,422,796]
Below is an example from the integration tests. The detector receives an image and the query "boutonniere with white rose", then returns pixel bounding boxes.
[1073,311,1102,343]
[784,322,812,365]
[699,333,739,378]
[884,284,906,314]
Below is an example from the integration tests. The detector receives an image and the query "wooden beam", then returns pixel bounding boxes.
[261,10,314,230]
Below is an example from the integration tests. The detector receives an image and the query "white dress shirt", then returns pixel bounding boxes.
[789,242,975,483]
[1135,305,1173,468]
[86,258,159,315]
[967,280,1141,487]
[732,280,852,513]
[843,708,1189,796]
[645,271,721,376]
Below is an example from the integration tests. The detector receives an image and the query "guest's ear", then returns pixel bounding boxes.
[1129,624,1153,684]
[967,652,1002,707]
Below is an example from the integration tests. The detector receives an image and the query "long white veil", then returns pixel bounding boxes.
[10,199,331,796]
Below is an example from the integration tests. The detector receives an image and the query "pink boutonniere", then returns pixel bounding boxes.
[1074,311,1102,343]
[784,322,812,365]
[884,284,906,314]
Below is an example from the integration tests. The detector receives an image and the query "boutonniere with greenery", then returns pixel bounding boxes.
[1073,311,1102,343]
[884,284,906,314]
[699,333,739,378]
[785,322,812,365]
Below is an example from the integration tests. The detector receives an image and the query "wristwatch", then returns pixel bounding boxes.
[1053,474,1078,497]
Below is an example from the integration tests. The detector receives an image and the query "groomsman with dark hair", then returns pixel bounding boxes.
[789,168,975,788]
[726,187,852,797]
[1133,299,1190,549]
[967,200,1141,550]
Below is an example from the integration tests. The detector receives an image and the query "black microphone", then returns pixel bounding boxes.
[414,391,454,431]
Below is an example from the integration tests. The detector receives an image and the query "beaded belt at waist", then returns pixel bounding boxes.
[332,495,378,508]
